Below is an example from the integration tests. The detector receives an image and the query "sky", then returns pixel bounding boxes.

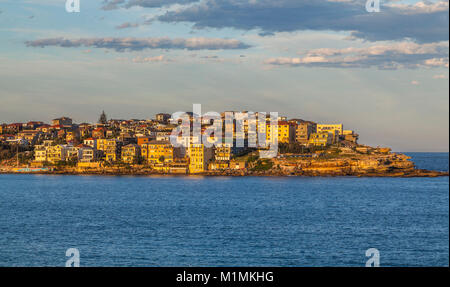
[0,0,448,151]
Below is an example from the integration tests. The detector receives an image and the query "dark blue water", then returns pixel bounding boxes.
[0,153,448,267]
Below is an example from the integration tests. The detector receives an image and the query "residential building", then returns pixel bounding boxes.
[65,145,80,160]
[317,124,343,143]
[142,140,176,164]
[308,132,333,147]
[66,130,80,143]
[77,144,97,163]
[188,144,214,173]
[0,124,6,134]
[92,127,106,139]
[17,130,41,145]
[156,113,171,123]
[121,144,141,164]
[46,145,69,163]
[137,136,151,146]
[215,143,232,161]
[97,139,122,162]
[83,138,97,149]
[266,121,296,144]
[34,145,48,162]
[51,117,72,127]
[342,130,359,144]
[295,122,317,145]
[6,123,23,134]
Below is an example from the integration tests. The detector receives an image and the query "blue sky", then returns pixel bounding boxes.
[0,0,448,151]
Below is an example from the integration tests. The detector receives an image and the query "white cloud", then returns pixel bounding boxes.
[264,41,449,69]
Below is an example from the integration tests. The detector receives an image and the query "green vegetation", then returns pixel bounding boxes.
[251,159,273,171]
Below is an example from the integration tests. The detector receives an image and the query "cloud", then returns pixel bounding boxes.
[424,57,449,68]
[115,22,140,29]
[132,55,167,63]
[25,37,251,51]
[101,0,199,10]
[264,41,449,69]
[433,74,448,79]
[156,0,449,43]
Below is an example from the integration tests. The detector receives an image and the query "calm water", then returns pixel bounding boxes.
[0,153,448,267]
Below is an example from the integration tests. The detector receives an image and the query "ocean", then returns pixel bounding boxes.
[0,152,448,266]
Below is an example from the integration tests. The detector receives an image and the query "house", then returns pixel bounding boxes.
[17,130,41,145]
[46,145,69,163]
[168,159,189,174]
[25,121,44,129]
[83,138,97,149]
[142,140,179,164]
[51,117,72,127]
[156,131,172,141]
[121,144,141,164]
[215,143,232,161]
[34,145,48,162]
[317,124,343,143]
[155,113,171,123]
[188,143,214,173]
[0,134,16,142]
[308,132,333,147]
[65,145,80,161]
[0,124,6,134]
[77,144,98,163]
[342,130,359,144]
[266,121,296,144]
[66,130,80,143]
[36,124,51,133]
[229,160,247,170]
[209,161,230,170]
[137,136,151,146]
[295,121,317,145]
[6,123,23,134]
[92,127,106,139]
[97,139,122,162]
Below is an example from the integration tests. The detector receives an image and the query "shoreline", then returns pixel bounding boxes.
[1,151,448,178]
[1,168,448,178]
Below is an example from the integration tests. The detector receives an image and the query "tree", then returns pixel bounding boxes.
[98,111,107,125]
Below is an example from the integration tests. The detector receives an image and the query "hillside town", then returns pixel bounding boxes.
[0,111,446,177]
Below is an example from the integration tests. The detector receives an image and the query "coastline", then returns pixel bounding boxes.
[2,152,448,178]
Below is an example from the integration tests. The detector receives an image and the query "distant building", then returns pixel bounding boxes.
[17,130,41,145]
[295,122,317,145]
[92,127,106,139]
[121,144,141,164]
[97,139,122,162]
[156,113,171,124]
[6,123,23,134]
[0,124,6,134]
[342,130,359,144]
[215,143,232,161]
[83,138,97,149]
[188,144,214,173]
[266,121,296,144]
[317,124,343,143]
[34,145,48,162]
[77,144,98,163]
[309,132,333,147]
[46,145,69,163]
[51,117,72,127]
[142,140,177,164]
